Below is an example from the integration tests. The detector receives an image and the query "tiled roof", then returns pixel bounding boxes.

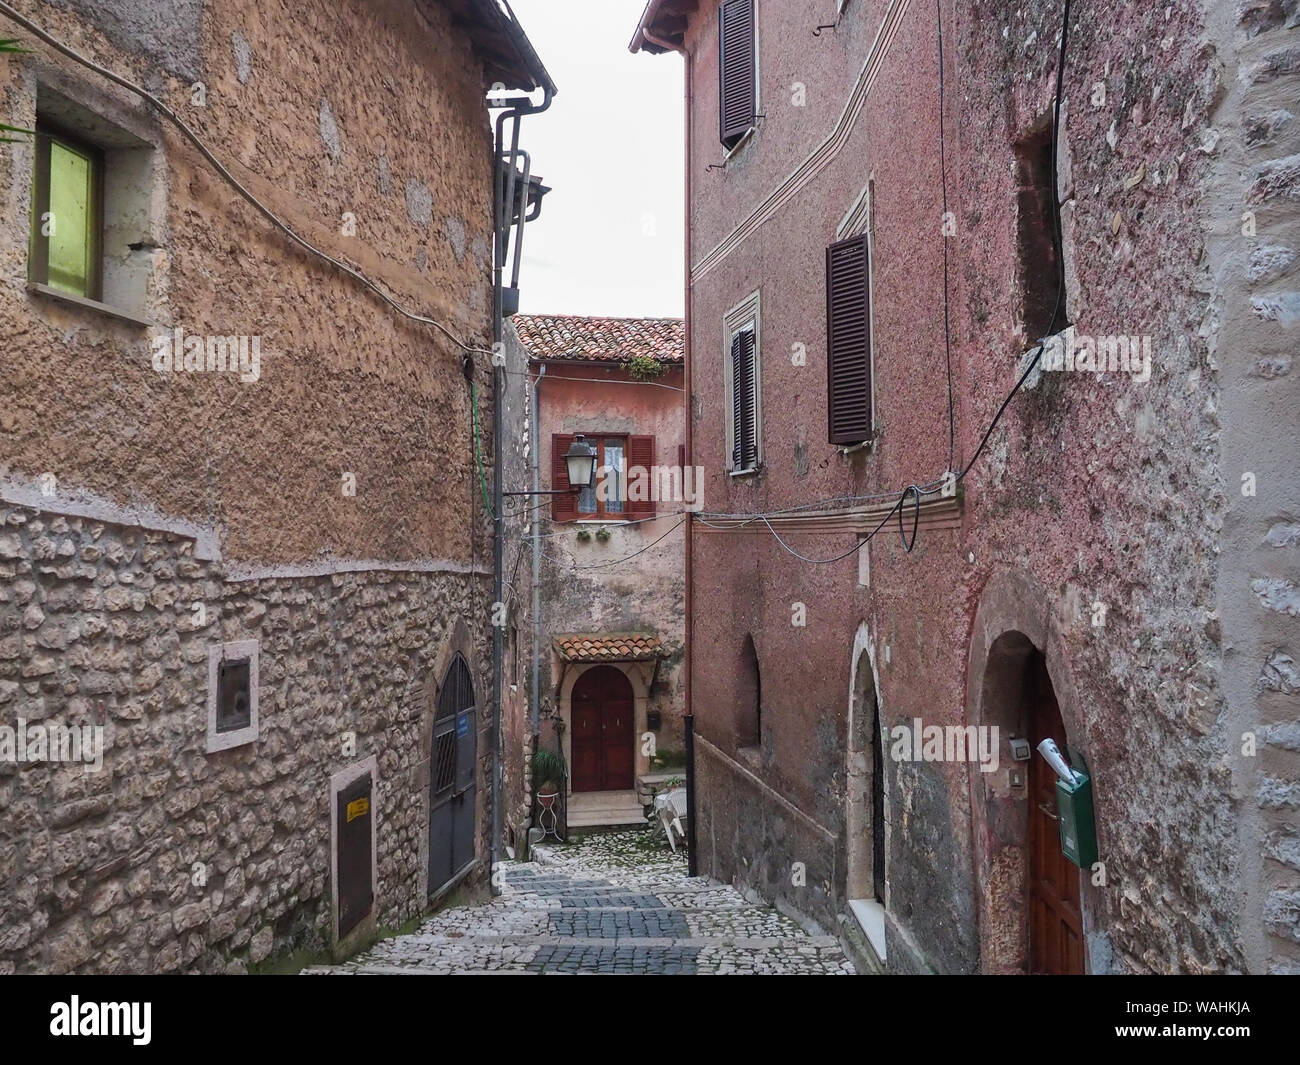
[513,314,683,364]
[554,632,663,663]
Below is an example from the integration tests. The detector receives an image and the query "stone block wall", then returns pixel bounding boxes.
[0,502,490,973]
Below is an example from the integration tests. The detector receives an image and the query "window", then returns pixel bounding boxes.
[1015,125,1069,343]
[29,124,103,300]
[551,433,656,521]
[579,436,626,519]
[206,640,259,752]
[718,0,757,150]
[826,233,872,445]
[724,291,762,474]
[25,86,157,324]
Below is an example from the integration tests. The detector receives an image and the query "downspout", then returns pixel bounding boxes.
[530,364,544,731]
[492,85,553,895]
[641,23,695,876]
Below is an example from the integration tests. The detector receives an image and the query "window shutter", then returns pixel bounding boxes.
[628,435,656,519]
[731,328,758,470]
[718,0,756,149]
[826,235,872,445]
[551,433,577,522]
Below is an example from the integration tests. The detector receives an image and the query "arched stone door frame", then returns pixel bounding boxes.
[965,568,1103,973]
[417,616,481,902]
[557,660,654,794]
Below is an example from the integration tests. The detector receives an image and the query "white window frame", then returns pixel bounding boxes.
[724,290,763,475]
[206,638,259,753]
[832,178,878,450]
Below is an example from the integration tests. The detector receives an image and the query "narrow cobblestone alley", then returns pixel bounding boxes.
[305,831,855,975]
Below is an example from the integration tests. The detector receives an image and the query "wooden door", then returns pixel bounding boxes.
[570,666,635,792]
[1027,654,1085,974]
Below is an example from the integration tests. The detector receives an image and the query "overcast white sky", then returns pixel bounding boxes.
[507,0,684,318]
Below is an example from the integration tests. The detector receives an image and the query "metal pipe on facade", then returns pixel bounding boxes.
[491,86,553,895]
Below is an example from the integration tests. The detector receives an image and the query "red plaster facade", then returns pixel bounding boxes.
[635,0,1300,973]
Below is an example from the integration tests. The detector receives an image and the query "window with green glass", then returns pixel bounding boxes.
[29,125,102,300]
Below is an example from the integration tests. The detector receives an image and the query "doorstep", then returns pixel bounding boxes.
[847,899,888,963]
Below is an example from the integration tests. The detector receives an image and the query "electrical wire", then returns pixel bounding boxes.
[502,367,685,392]
[471,380,496,519]
[539,518,686,571]
[0,1,495,359]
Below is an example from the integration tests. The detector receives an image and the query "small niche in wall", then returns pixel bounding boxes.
[207,639,259,753]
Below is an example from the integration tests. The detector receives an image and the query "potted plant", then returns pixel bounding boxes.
[532,748,566,810]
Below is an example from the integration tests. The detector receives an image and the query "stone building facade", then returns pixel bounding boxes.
[0,0,552,972]
[509,314,687,831]
[633,0,1299,973]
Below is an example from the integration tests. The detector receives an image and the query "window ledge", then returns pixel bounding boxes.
[848,898,887,962]
[837,438,873,456]
[728,467,761,479]
[27,282,152,328]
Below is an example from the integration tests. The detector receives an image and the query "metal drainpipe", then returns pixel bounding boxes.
[530,363,543,741]
[491,86,553,895]
[641,23,695,876]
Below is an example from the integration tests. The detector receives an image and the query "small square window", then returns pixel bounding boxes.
[207,639,259,752]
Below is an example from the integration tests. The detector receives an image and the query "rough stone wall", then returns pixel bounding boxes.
[0,0,495,565]
[0,502,490,973]
[0,0,503,972]
[1202,0,1300,974]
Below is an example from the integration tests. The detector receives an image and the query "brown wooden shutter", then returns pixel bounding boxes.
[826,234,872,445]
[719,0,756,149]
[628,435,656,519]
[731,328,758,470]
[551,433,577,521]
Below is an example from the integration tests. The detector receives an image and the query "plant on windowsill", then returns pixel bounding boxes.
[595,527,610,543]
[622,353,666,381]
[576,528,592,543]
[533,748,566,810]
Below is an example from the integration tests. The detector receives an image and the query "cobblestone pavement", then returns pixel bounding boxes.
[305,829,856,975]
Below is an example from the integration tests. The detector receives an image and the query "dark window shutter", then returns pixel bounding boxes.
[719,0,756,149]
[551,433,577,521]
[628,435,656,519]
[731,328,758,470]
[826,235,872,445]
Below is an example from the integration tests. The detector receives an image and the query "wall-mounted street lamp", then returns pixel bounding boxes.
[504,433,598,498]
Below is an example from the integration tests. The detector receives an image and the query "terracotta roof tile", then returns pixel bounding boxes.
[553,632,663,663]
[512,314,683,364]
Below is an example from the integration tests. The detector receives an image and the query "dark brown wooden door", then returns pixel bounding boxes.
[1027,654,1085,975]
[570,666,635,793]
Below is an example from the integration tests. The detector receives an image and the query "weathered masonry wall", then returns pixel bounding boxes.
[1205,0,1300,974]
[0,0,502,972]
[0,503,490,973]
[675,0,1290,972]
[0,0,495,565]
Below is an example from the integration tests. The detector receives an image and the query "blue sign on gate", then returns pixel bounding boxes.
[457,712,469,738]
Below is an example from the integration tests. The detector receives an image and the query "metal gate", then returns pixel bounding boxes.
[429,653,477,897]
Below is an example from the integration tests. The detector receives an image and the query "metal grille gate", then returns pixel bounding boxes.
[429,654,477,897]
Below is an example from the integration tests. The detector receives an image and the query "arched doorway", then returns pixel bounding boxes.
[845,626,888,963]
[570,665,634,793]
[1024,650,1084,975]
[429,653,476,897]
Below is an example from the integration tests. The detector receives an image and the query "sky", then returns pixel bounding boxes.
[505,0,684,318]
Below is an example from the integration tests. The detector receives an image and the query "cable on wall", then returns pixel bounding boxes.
[0,0,495,359]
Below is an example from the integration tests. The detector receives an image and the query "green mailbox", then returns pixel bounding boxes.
[1055,767,1098,869]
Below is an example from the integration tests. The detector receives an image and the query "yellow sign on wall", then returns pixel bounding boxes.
[346,797,370,823]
